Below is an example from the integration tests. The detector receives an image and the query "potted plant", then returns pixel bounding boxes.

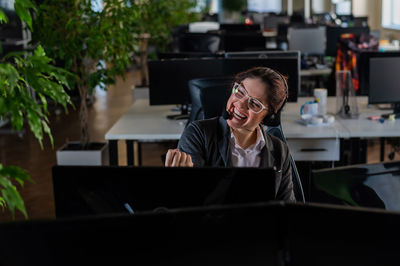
[132,0,199,87]
[221,0,247,23]
[0,0,72,218]
[33,0,138,165]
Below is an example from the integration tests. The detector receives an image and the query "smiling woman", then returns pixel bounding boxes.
[164,66,295,202]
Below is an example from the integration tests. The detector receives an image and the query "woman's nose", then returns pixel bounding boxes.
[236,97,248,109]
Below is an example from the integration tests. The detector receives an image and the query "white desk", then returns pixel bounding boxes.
[300,68,332,77]
[105,96,400,165]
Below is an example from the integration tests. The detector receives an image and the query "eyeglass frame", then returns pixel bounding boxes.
[231,82,268,114]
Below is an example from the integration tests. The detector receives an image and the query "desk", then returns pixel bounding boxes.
[105,96,400,165]
[300,68,332,77]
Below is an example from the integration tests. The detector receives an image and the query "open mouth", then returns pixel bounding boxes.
[231,107,247,121]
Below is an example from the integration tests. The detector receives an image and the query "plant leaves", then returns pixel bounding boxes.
[0,10,7,24]
[0,165,32,186]
[14,1,33,31]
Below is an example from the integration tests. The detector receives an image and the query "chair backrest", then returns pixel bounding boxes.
[178,32,221,53]
[188,76,233,125]
[266,124,305,203]
[188,76,305,202]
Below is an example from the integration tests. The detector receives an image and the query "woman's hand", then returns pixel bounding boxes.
[165,149,193,167]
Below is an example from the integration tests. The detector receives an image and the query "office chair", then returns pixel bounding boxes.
[188,76,233,125]
[188,77,306,203]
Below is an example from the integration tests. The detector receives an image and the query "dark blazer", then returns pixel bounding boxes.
[178,116,296,202]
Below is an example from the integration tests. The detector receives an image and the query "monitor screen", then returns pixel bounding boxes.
[288,26,326,56]
[325,26,370,56]
[52,166,276,218]
[369,57,400,105]
[220,23,261,32]
[311,161,400,211]
[225,50,300,59]
[149,58,225,106]
[263,15,289,31]
[149,57,299,106]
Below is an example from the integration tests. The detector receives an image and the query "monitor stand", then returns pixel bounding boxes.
[381,103,400,119]
[167,104,189,120]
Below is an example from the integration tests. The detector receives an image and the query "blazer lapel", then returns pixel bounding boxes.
[218,117,232,167]
[259,126,276,169]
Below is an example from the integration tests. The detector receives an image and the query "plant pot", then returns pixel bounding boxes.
[56,141,109,166]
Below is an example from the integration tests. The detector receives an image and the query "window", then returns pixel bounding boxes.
[382,0,400,30]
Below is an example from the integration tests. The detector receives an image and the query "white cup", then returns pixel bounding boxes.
[301,102,319,116]
[314,88,327,115]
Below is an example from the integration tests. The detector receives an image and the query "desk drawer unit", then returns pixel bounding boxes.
[286,138,339,161]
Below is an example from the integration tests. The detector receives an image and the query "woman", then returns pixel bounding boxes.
[165,67,295,201]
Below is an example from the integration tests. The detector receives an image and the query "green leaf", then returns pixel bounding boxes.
[14,1,33,31]
[1,186,27,218]
[33,45,46,57]
[0,10,7,24]
[0,165,30,219]
[0,165,32,186]
[42,120,53,147]
[0,63,20,88]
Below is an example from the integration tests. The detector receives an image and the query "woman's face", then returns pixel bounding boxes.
[226,77,269,131]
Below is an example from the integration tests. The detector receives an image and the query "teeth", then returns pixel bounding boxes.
[234,108,246,118]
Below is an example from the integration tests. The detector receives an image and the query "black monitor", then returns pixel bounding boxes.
[0,203,285,266]
[224,50,300,59]
[3,202,400,266]
[220,23,261,32]
[148,58,224,111]
[263,15,289,31]
[367,53,400,118]
[157,52,222,60]
[52,166,276,218]
[311,161,400,211]
[148,57,299,109]
[221,31,267,52]
[325,26,370,56]
[288,26,326,56]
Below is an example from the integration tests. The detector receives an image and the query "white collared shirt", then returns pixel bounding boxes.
[229,126,266,167]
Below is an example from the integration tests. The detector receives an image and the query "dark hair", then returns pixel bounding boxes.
[233,67,287,114]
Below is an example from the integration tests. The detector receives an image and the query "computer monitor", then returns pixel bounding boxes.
[325,26,370,56]
[220,23,261,32]
[149,57,299,108]
[311,161,400,211]
[367,53,400,117]
[224,50,300,59]
[220,31,267,52]
[288,26,326,56]
[3,201,400,266]
[149,58,224,111]
[157,52,222,60]
[52,166,276,218]
[263,14,290,31]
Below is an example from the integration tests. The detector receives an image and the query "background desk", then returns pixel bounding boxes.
[106,96,351,165]
[106,95,400,166]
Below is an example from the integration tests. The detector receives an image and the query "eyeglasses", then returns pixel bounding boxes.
[232,83,267,114]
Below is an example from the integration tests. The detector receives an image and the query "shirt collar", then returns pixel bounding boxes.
[230,126,266,151]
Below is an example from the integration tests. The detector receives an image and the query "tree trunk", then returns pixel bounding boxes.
[138,33,150,87]
[78,83,89,149]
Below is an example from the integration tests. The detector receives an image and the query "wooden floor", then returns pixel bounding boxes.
[0,68,398,222]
